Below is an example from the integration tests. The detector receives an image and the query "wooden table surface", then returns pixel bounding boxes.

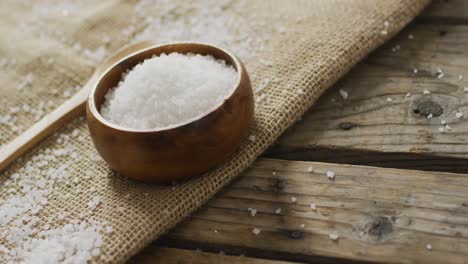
[131,1,468,263]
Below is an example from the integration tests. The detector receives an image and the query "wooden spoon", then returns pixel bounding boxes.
[0,42,254,183]
[0,41,159,172]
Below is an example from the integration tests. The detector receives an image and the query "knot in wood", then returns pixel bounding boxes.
[413,100,443,117]
[338,122,357,130]
[286,230,305,240]
[353,216,394,243]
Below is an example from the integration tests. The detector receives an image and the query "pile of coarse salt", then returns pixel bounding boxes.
[0,127,106,263]
[100,52,238,129]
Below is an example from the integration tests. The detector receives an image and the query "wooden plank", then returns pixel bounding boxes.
[419,0,468,24]
[158,159,468,264]
[130,246,298,264]
[265,22,468,172]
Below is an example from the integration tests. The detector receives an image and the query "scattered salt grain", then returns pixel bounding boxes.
[436,67,444,79]
[252,228,261,235]
[275,208,282,214]
[438,127,445,133]
[408,34,414,39]
[248,135,256,142]
[386,97,392,102]
[247,208,257,217]
[455,111,463,119]
[445,125,452,131]
[87,195,101,211]
[459,75,464,80]
[291,197,297,203]
[300,224,305,228]
[100,53,237,129]
[297,89,305,94]
[406,93,411,97]
[441,120,447,125]
[105,225,113,234]
[329,231,339,241]
[339,89,348,100]
[427,113,433,119]
[272,171,277,176]
[306,167,314,173]
[310,203,317,210]
[426,244,432,250]
[117,207,125,214]
[326,170,335,179]
[423,89,430,95]
[464,87,468,93]
[413,68,418,74]
[381,30,388,35]
[71,129,80,138]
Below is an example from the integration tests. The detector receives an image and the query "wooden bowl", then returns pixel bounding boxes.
[86,42,254,183]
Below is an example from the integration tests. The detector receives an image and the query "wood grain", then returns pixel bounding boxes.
[265,23,468,172]
[130,246,299,264]
[155,159,468,264]
[419,0,468,24]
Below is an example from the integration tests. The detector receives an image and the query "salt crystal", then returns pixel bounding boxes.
[445,125,452,131]
[436,67,444,79]
[381,30,388,35]
[306,167,314,173]
[326,170,335,179]
[427,113,433,119]
[423,89,430,95]
[71,129,80,138]
[105,226,113,234]
[275,208,282,214]
[408,34,414,39]
[252,228,261,235]
[297,89,305,94]
[438,127,445,133]
[441,120,447,125]
[384,21,389,27]
[310,203,316,210]
[459,75,463,80]
[248,135,256,142]
[272,171,277,176]
[329,231,339,241]
[100,53,237,129]
[464,87,468,93]
[426,244,432,250]
[291,197,297,203]
[455,112,463,119]
[386,97,392,102]
[300,224,305,228]
[406,93,411,97]
[413,68,418,74]
[117,207,125,214]
[248,208,257,216]
[339,89,348,100]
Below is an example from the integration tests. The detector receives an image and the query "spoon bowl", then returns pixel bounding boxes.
[86,42,254,183]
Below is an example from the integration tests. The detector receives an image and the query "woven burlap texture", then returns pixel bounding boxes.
[0,0,429,263]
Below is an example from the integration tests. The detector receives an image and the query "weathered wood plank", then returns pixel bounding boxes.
[419,0,468,24]
[158,159,468,264]
[265,22,468,172]
[130,246,298,264]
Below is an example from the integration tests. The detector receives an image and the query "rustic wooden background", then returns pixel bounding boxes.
[131,1,468,263]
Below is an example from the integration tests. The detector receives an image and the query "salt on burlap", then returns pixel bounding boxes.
[0,0,429,263]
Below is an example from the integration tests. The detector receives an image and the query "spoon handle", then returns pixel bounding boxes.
[0,41,157,172]
[0,84,90,171]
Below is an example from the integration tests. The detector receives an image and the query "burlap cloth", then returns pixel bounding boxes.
[0,0,429,263]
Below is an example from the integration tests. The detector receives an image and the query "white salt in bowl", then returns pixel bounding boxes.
[86,42,254,183]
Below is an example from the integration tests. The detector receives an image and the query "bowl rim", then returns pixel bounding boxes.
[87,42,244,133]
